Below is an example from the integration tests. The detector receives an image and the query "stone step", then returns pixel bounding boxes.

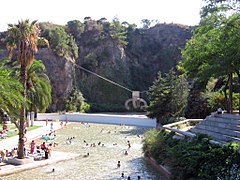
[205,115,240,125]
[190,113,240,143]
[195,124,240,138]
[224,135,240,143]
[199,121,240,131]
[190,128,234,143]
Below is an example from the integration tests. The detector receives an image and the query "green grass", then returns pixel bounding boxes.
[0,124,42,139]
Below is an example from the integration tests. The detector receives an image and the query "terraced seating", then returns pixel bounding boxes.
[189,113,240,143]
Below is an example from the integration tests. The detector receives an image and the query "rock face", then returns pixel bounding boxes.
[75,29,132,106]
[126,23,192,91]
[35,48,74,111]
[74,23,191,109]
[0,22,192,111]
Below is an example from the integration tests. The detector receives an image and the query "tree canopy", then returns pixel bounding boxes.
[147,69,189,124]
[0,62,23,119]
[179,0,240,113]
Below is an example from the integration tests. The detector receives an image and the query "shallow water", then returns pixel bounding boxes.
[2,123,164,180]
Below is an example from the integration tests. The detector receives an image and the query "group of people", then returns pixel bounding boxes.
[0,148,18,163]
[120,172,141,180]
[28,140,52,160]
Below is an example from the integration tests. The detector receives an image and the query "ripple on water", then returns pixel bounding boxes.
[2,123,164,180]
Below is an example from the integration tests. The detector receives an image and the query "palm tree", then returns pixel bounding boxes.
[0,65,23,120]
[8,19,40,159]
[27,60,52,118]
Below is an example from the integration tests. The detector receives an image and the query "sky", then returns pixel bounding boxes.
[0,0,205,31]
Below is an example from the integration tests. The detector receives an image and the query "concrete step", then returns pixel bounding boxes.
[199,121,240,131]
[190,114,240,143]
[195,124,240,138]
[190,127,233,143]
[205,115,240,125]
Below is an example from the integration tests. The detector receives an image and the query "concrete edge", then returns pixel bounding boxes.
[0,151,81,177]
[144,154,172,180]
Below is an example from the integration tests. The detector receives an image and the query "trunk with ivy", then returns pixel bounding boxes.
[228,73,233,114]
[237,71,240,114]
[18,64,27,159]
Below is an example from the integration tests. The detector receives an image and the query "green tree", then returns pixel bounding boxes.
[0,64,23,121]
[8,19,40,159]
[49,26,70,57]
[180,12,240,113]
[49,26,78,61]
[65,87,86,112]
[147,70,189,125]
[109,17,128,46]
[27,60,52,115]
[140,19,158,29]
[66,20,84,40]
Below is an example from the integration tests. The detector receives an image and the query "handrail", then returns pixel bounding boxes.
[163,119,203,128]
[162,119,222,146]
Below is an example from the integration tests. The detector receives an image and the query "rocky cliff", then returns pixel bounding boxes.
[0,21,192,112]
[126,23,192,91]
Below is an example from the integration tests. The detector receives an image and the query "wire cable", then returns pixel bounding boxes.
[74,63,133,92]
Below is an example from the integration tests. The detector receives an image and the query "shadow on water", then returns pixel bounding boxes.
[118,126,152,136]
[111,157,165,180]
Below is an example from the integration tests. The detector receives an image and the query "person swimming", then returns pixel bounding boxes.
[83,153,89,157]
[127,141,131,149]
[117,161,121,168]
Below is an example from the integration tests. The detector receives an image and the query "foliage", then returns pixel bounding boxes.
[26,60,52,113]
[66,20,84,40]
[201,0,240,17]
[147,69,189,124]
[7,19,40,158]
[185,81,211,118]
[0,64,23,120]
[204,89,239,111]
[84,52,98,67]
[79,102,90,113]
[109,17,128,46]
[65,88,88,112]
[37,37,49,48]
[180,1,240,113]
[143,129,240,179]
[140,19,159,29]
[8,19,40,66]
[49,26,78,60]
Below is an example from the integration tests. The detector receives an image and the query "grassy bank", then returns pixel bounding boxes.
[0,124,41,139]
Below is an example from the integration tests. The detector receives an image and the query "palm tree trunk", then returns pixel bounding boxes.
[18,64,27,159]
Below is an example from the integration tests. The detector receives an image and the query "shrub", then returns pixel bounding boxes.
[79,102,90,113]
[142,130,240,179]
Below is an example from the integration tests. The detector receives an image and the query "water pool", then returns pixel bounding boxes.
[2,123,164,180]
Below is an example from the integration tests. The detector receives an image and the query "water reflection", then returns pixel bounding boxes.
[2,123,164,180]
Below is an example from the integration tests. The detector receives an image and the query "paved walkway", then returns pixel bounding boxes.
[0,151,80,177]
[0,120,75,177]
[0,121,62,150]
